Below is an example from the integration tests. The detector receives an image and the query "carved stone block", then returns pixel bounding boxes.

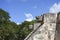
[36,16,43,22]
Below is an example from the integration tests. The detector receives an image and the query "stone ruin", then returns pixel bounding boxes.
[24,12,60,40]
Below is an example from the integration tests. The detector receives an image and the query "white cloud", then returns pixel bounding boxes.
[49,3,60,13]
[16,22,20,25]
[25,13,34,22]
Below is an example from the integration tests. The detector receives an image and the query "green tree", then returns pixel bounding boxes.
[0,9,18,40]
[0,9,37,40]
[18,20,37,40]
[0,9,10,40]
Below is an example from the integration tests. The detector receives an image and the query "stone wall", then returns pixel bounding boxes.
[24,23,41,40]
[55,13,60,40]
[24,13,59,40]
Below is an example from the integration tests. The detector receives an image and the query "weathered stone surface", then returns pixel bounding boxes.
[33,23,56,40]
[33,23,41,30]
[57,13,60,23]
[55,13,60,40]
[44,13,57,23]
[24,13,60,40]
[24,23,41,40]
[55,24,60,40]
[36,16,43,22]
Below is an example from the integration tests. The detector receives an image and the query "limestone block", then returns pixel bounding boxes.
[38,23,56,40]
[44,13,57,23]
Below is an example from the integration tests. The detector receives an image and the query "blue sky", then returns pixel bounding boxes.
[0,0,60,24]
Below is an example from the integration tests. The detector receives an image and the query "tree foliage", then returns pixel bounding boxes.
[0,9,36,40]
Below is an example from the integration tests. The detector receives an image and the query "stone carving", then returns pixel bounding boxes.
[36,16,43,22]
[24,13,60,40]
